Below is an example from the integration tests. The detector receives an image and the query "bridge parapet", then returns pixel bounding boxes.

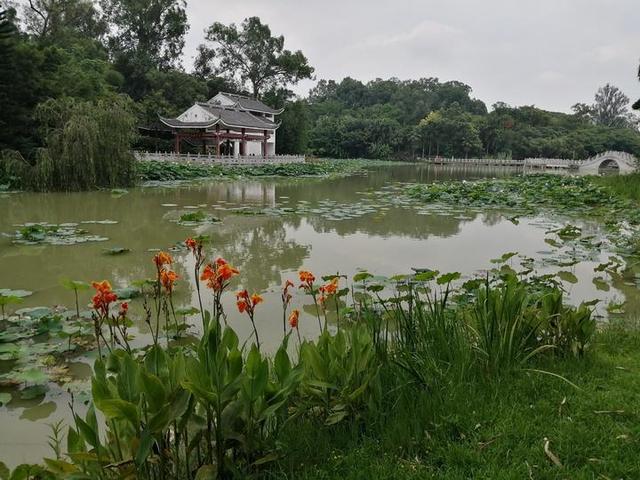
[424,151,638,174]
[134,151,305,165]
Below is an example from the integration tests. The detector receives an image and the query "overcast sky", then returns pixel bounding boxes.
[184,0,640,113]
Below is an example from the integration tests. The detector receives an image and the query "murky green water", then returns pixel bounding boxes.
[0,164,636,465]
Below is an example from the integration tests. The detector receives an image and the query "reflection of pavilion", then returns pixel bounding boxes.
[207,182,276,206]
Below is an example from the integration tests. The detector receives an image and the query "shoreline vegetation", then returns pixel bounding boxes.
[0,158,397,191]
[135,158,390,183]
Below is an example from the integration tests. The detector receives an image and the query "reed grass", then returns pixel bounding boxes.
[592,172,640,203]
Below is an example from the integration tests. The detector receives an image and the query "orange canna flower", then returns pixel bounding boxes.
[288,309,299,328]
[153,251,173,268]
[215,257,228,267]
[160,269,179,294]
[235,289,262,316]
[91,280,112,293]
[299,270,315,284]
[118,302,128,318]
[250,293,263,305]
[91,280,117,317]
[200,264,214,281]
[185,238,197,251]
[236,289,262,348]
[299,270,316,292]
[201,258,239,292]
[218,263,240,281]
[323,278,339,295]
[236,300,247,313]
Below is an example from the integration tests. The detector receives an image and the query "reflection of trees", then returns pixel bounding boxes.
[482,211,504,227]
[203,215,309,292]
[300,208,475,239]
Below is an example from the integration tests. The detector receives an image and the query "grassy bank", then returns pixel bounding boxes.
[277,323,640,479]
[135,158,385,182]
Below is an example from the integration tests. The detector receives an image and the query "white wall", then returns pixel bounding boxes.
[178,104,214,122]
[211,93,235,107]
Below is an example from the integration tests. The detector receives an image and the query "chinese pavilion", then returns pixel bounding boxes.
[159,92,283,156]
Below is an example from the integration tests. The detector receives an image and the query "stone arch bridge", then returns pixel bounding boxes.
[576,151,638,174]
[520,150,638,174]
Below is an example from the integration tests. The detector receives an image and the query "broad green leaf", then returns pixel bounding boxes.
[437,272,461,285]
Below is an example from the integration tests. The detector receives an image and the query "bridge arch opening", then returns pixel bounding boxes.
[598,158,620,175]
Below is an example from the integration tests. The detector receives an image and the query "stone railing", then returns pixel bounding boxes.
[523,158,580,169]
[421,157,525,167]
[134,151,305,165]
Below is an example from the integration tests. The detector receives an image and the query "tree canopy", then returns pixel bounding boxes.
[572,83,638,129]
[195,16,314,97]
[303,78,640,160]
[100,0,188,99]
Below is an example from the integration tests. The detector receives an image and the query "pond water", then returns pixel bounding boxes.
[0,163,637,466]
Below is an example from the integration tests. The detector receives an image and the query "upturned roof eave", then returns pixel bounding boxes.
[217,119,279,130]
[158,115,219,129]
[158,114,278,131]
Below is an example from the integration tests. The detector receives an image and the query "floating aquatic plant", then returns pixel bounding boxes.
[177,210,221,226]
[9,223,109,246]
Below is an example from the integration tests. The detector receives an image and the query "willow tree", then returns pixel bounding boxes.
[23,95,137,191]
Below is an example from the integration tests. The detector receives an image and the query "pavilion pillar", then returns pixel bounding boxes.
[174,133,181,154]
[215,125,221,156]
[241,128,247,156]
[233,140,239,158]
[262,129,268,158]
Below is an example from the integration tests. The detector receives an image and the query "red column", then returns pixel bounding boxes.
[215,125,221,156]
[175,133,181,154]
[262,130,268,157]
[241,128,247,156]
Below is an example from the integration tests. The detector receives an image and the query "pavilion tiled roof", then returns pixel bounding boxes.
[198,103,279,129]
[212,92,284,115]
[159,104,279,130]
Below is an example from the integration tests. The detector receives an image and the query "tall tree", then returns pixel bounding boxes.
[100,0,188,99]
[22,0,106,44]
[572,83,638,128]
[0,7,18,149]
[195,16,313,98]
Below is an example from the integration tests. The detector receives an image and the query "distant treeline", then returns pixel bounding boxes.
[295,78,640,160]
[1,2,639,191]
